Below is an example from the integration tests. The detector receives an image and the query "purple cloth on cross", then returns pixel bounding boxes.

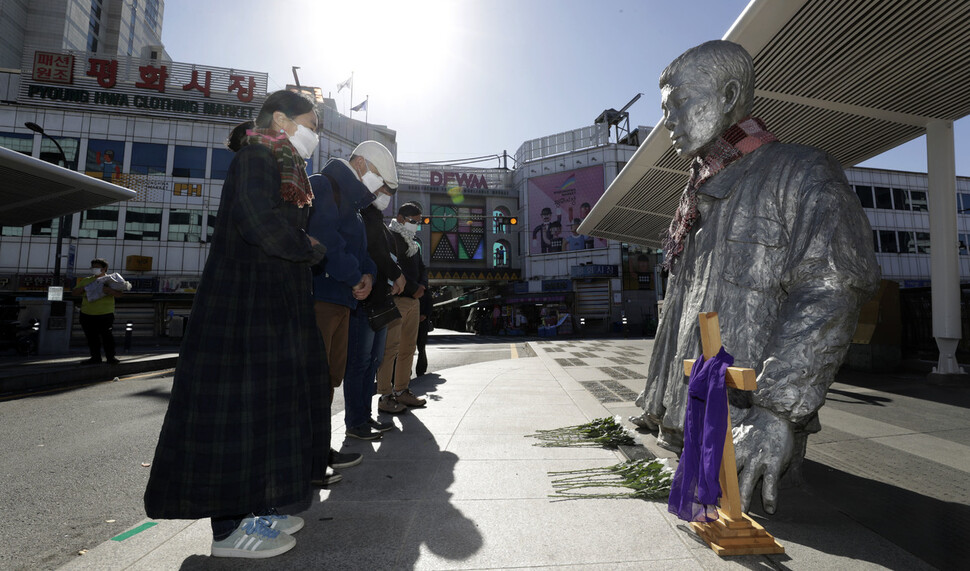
[667,346,733,522]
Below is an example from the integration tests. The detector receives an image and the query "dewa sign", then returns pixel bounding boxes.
[18,50,267,123]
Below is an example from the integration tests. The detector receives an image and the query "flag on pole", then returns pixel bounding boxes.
[351,98,368,112]
[337,76,352,92]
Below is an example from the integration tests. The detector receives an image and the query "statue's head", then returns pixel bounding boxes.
[659,40,755,159]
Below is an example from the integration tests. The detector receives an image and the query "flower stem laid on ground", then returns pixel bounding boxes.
[526,416,636,449]
[548,459,674,500]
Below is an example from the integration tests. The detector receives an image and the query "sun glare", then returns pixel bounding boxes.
[308,0,463,98]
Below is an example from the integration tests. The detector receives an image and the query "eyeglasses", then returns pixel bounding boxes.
[405,217,421,225]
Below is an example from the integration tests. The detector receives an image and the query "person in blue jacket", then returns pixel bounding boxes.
[307,141,402,455]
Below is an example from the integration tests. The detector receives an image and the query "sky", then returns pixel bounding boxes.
[161,0,968,174]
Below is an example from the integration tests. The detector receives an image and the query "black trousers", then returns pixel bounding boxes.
[415,318,429,376]
[79,312,116,361]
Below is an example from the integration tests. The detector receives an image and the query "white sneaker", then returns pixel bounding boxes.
[258,509,304,535]
[211,516,296,559]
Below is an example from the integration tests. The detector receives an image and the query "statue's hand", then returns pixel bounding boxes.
[731,406,794,515]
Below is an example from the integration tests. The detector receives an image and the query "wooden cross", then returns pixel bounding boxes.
[681,312,784,556]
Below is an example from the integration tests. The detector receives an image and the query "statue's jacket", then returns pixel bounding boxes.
[638,142,881,443]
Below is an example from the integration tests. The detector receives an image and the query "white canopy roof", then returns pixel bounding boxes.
[0,145,135,226]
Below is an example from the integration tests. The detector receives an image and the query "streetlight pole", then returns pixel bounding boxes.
[25,122,71,287]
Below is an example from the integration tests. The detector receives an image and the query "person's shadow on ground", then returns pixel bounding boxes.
[179,373,481,569]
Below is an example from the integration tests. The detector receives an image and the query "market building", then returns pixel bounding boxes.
[0,42,395,340]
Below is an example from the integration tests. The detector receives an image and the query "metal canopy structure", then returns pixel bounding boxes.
[580,0,970,248]
[0,145,135,226]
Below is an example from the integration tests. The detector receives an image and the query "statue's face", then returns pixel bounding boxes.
[661,68,729,158]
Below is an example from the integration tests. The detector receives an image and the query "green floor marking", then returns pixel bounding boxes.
[111,522,157,541]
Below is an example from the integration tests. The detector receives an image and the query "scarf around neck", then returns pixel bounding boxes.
[241,128,314,208]
[388,218,420,257]
[661,117,778,269]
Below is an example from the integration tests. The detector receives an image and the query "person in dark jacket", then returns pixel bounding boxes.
[415,280,431,376]
[341,141,405,440]
[377,202,428,411]
[144,91,328,559]
[307,156,382,479]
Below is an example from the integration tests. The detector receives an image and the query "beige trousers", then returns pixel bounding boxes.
[376,296,420,395]
[313,301,350,403]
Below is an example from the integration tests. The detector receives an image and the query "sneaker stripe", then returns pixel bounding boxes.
[251,539,263,551]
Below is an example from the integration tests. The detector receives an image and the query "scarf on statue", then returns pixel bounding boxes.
[388,218,420,257]
[241,128,314,208]
[661,117,778,269]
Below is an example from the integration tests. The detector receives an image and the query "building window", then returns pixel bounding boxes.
[878,230,898,253]
[40,136,80,169]
[892,188,908,210]
[874,186,893,209]
[1,226,24,236]
[907,190,928,211]
[172,146,207,178]
[960,234,969,255]
[30,218,59,237]
[0,132,33,155]
[125,207,162,241]
[493,240,510,267]
[85,139,125,182]
[206,211,217,240]
[898,231,916,254]
[210,148,233,180]
[79,206,119,239]
[914,232,931,254]
[168,209,203,242]
[130,143,167,175]
[855,185,874,208]
[493,206,510,234]
[959,193,970,214]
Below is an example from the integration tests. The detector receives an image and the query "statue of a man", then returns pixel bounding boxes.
[632,40,880,514]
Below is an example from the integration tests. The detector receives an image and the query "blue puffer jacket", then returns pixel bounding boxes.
[307,159,378,309]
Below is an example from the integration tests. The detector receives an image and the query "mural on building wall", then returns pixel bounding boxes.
[527,164,607,254]
[430,205,486,262]
[85,139,125,181]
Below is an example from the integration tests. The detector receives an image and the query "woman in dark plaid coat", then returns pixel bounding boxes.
[144,91,329,558]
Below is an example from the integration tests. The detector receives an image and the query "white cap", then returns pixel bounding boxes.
[351,140,399,192]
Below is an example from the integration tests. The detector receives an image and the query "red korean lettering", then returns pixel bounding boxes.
[86,58,118,88]
[228,74,256,103]
[136,64,168,93]
[182,69,212,97]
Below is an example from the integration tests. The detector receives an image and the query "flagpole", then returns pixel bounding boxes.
[349,71,354,118]
[365,95,369,124]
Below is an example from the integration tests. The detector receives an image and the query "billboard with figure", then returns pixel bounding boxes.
[528,164,607,254]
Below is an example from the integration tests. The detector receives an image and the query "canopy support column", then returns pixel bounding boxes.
[926,120,964,375]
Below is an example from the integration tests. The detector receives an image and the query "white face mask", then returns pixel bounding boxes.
[361,170,385,193]
[372,192,392,211]
[287,124,319,160]
[90,267,102,275]
[404,222,418,233]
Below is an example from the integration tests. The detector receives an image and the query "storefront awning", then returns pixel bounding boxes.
[0,145,135,226]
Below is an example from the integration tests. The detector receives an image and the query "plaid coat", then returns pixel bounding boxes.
[144,144,329,519]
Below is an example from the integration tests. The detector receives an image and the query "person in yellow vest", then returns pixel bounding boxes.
[71,258,124,364]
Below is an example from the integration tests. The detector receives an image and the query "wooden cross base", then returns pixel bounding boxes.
[682,312,784,557]
[690,509,785,556]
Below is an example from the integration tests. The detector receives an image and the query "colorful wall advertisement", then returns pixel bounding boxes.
[527,164,607,254]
